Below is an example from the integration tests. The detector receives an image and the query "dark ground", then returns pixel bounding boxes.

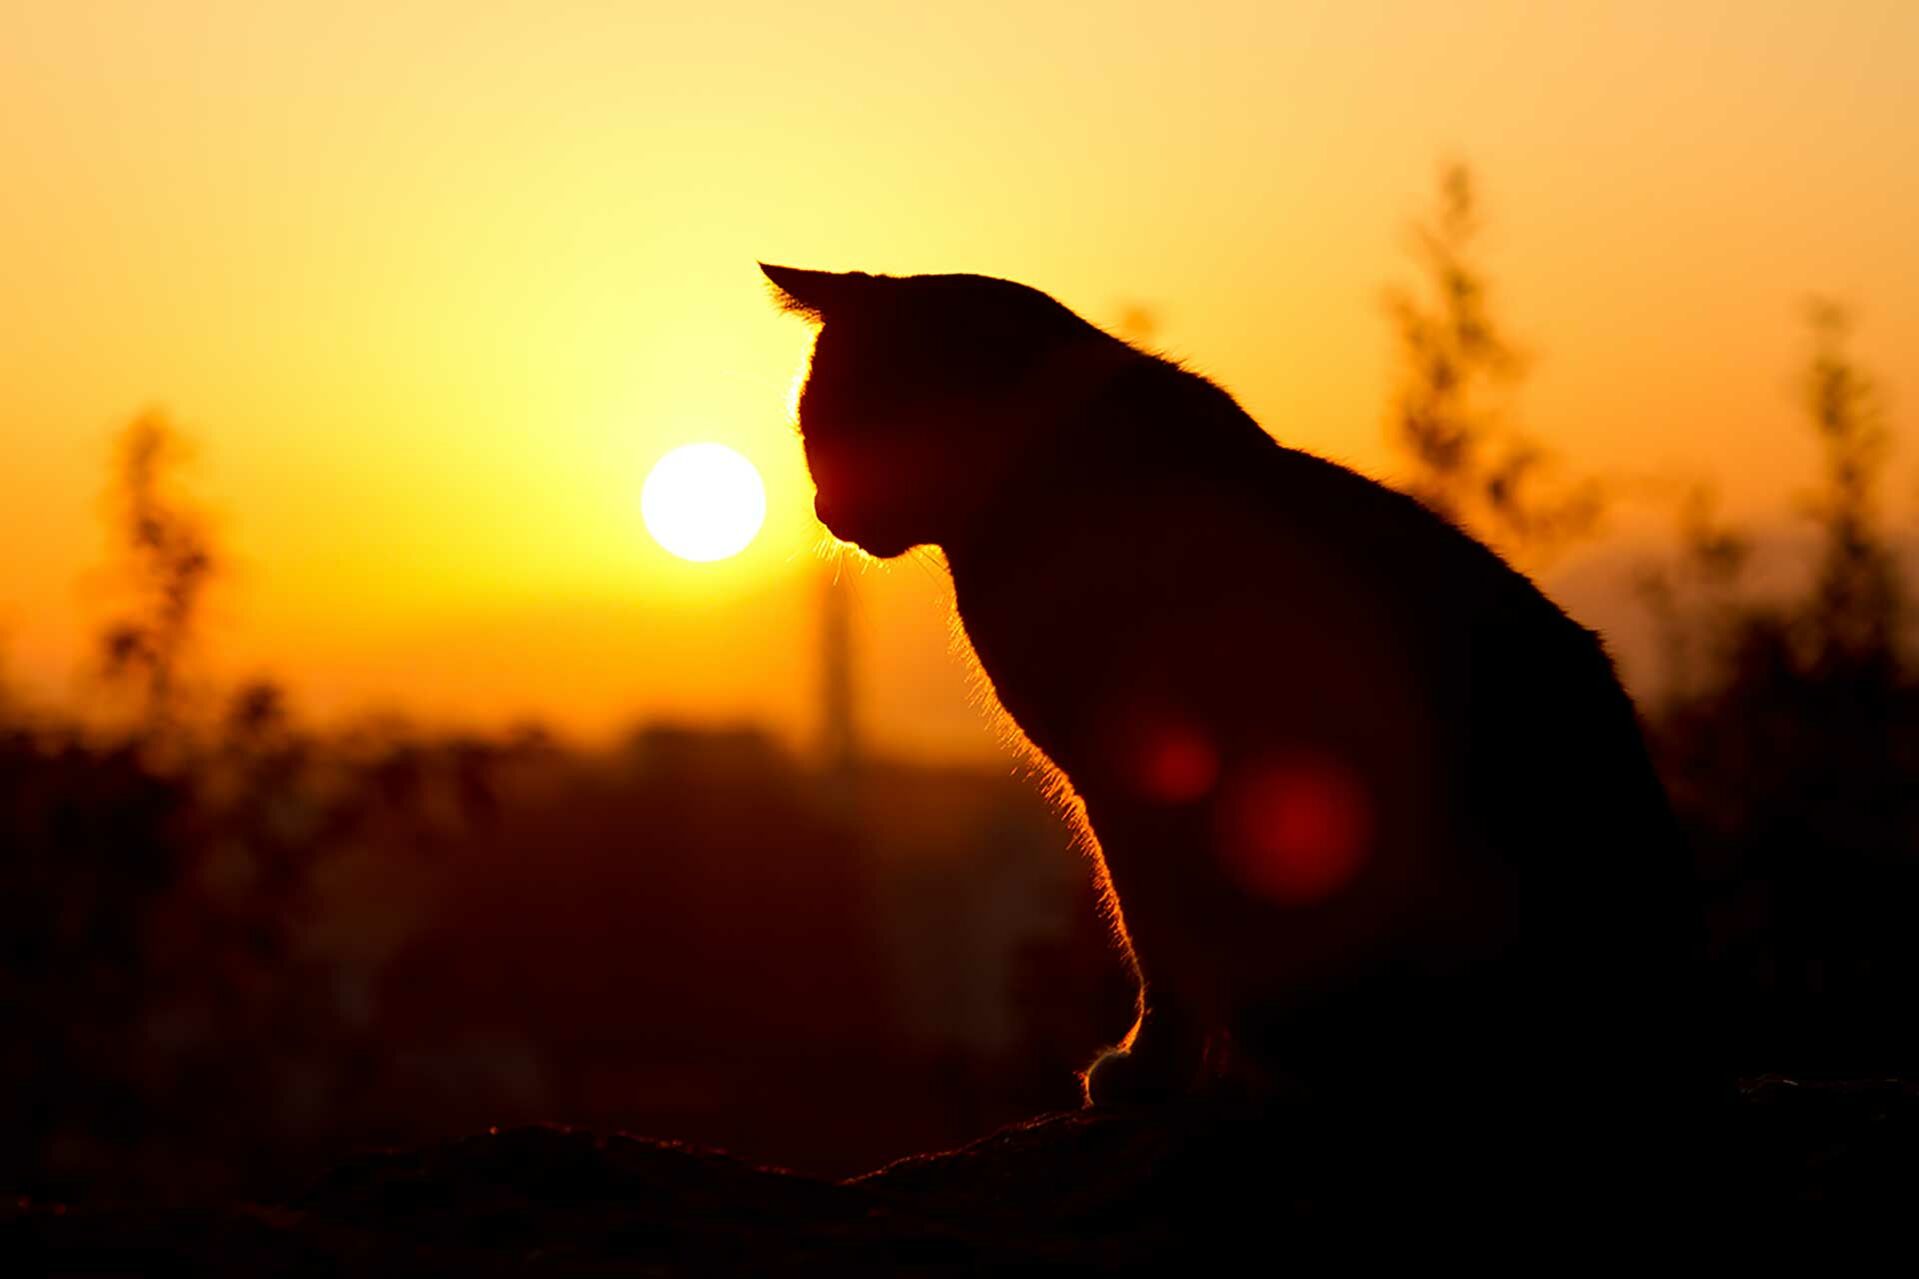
[6,1076,1912,1272]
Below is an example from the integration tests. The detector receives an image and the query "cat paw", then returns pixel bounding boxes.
[1081,1046,1189,1109]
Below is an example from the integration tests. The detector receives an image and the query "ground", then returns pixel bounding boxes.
[7,1077,1913,1272]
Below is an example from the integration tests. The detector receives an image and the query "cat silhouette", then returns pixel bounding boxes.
[764,264,1718,1171]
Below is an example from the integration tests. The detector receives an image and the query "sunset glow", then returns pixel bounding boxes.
[0,2,1912,751]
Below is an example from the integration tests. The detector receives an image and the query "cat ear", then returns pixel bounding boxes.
[759,264,876,320]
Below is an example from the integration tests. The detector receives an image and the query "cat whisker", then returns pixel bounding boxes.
[907,546,949,589]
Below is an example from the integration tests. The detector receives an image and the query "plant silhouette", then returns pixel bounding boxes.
[1640,303,1918,1073]
[1385,165,1603,565]
[98,411,220,733]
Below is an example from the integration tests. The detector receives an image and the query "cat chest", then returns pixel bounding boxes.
[951,565,1114,757]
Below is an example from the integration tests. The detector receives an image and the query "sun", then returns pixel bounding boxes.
[641,443,767,563]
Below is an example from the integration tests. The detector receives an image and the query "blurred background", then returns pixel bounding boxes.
[3,1,1915,1202]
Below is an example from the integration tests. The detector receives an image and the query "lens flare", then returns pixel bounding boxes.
[1139,725,1220,804]
[1219,757,1372,905]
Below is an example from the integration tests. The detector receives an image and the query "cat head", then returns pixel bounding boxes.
[763,264,1113,559]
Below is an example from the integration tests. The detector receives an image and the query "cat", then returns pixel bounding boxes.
[763,263,1718,1166]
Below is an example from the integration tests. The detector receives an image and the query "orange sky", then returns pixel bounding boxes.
[2,1,1914,759]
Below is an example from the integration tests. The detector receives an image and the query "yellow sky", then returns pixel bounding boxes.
[2,1,1914,757]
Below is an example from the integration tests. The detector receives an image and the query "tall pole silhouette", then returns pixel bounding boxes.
[820,568,859,776]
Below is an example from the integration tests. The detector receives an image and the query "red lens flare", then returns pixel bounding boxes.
[1219,756,1372,905]
[1139,725,1221,804]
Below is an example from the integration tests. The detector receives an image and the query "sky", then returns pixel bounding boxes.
[2,1,1915,760]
